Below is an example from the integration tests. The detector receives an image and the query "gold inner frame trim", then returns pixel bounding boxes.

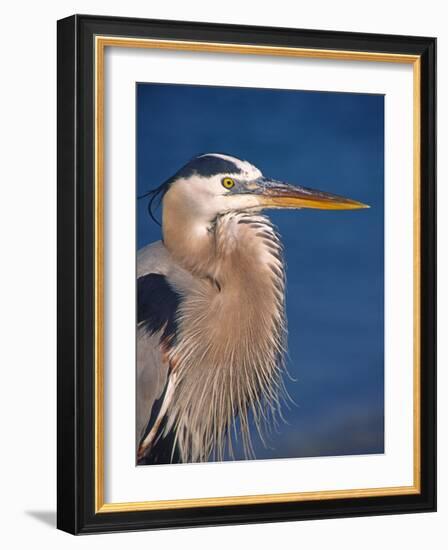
[94,35,421,514]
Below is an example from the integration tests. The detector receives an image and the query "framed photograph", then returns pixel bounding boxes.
[57,14,436,534]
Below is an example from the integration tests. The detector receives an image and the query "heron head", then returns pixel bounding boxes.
[150,153,368,227]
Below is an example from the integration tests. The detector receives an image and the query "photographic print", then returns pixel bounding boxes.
[58,16,435,533]
[136,83,384,466]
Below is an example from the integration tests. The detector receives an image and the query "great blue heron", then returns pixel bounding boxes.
[137,153,368,464]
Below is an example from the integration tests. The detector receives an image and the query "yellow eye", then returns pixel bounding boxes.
[222,177,235,189]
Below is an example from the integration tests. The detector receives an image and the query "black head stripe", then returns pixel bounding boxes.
[171,155,242,180]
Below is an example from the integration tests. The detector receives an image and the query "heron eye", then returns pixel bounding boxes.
[222,177,235,189]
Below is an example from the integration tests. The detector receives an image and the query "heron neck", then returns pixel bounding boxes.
[162,200,217,278]
[164,211,287,462]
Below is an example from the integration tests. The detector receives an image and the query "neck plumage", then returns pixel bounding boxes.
[162,206,287,463]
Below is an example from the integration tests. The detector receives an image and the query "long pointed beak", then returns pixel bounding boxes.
[255,179,369,210]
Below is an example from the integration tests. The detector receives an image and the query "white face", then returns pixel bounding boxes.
[164,154,264,223]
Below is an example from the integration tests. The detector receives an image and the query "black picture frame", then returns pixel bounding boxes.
[57,14,436,534]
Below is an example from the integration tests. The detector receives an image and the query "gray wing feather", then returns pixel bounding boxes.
[136,328,168,445]
[136,241,192,449]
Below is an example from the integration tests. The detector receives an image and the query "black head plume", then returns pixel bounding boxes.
[138,181,170,226]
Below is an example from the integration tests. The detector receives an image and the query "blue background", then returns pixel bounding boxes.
[137,83,384,460]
